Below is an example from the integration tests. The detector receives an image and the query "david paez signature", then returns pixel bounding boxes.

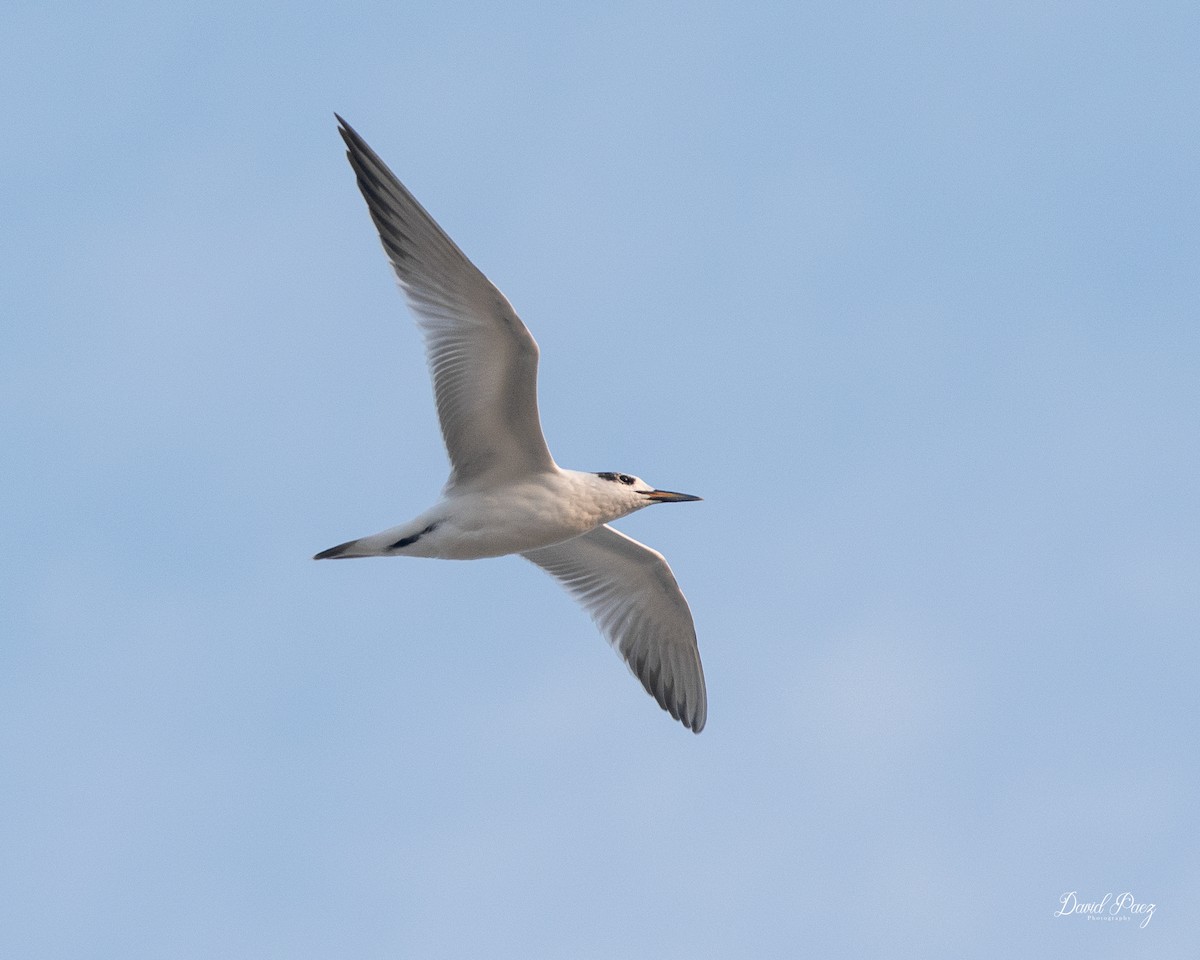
[1054,891,1155,928]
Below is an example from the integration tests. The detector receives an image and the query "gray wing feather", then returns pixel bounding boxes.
[523,525,707,732]
[337,116,556,486]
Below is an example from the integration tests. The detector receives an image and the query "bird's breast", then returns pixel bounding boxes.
[432,477,612,559]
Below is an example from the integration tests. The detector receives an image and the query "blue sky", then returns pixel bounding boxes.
[3,1,1198,956]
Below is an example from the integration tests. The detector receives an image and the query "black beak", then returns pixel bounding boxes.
[642,489,702,503]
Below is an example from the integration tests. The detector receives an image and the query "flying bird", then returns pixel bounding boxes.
[315,116,707,732]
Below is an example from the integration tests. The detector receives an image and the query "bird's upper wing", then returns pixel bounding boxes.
[522,524,707,732]
[337,116,556,487]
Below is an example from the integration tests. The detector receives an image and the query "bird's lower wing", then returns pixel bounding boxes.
[522,525,707,732]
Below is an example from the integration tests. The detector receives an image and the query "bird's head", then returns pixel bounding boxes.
[589,471,702,517]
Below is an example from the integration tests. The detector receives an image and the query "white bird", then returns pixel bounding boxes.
[315,116,707,732]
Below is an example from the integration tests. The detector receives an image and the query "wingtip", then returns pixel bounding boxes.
[659,681,707,733]
[677,702,706,734]
[335,114,364,148]
[334,114,362,155]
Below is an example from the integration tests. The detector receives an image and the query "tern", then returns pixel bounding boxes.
[315,117,707,732]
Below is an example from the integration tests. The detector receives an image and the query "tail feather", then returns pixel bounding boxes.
[314,517,441,560]
[313,539,361,560]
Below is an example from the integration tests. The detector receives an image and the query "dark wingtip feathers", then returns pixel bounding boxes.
[632,651,705,734]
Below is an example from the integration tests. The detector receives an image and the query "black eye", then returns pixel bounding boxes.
[619,474,635,485]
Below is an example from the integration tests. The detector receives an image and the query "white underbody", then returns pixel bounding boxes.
[338,469,639,560]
